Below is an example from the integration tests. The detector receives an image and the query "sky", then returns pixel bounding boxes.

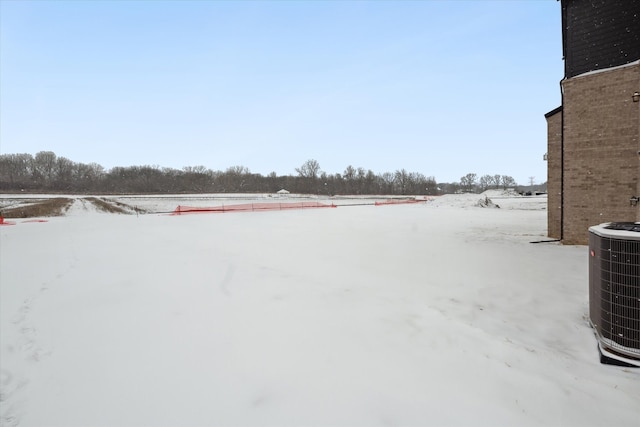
[0,0,563,185]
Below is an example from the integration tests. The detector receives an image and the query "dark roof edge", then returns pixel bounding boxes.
[544,106,563,118]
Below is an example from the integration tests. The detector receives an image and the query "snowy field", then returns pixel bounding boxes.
[1,191,638,427]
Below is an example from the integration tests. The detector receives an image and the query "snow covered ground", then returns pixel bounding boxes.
[1,192,638,426]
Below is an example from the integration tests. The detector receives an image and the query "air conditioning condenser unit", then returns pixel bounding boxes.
[588,222,640,367]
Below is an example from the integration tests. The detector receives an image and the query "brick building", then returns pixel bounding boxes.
[546,0,640,245]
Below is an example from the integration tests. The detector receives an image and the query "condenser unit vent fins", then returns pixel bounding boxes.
[589,223,640,367]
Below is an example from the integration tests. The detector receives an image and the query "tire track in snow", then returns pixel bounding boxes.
[219,264,235,296]
[0,244,79,426]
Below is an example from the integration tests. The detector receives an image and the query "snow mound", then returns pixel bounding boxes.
[429,190,546,210]
[428,193,484,208]
[483,188,521,198]
[476,195,500,208]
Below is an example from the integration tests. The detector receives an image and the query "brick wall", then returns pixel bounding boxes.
[562,0,640,78]
[560,62,640,245]
[546,109,563,239]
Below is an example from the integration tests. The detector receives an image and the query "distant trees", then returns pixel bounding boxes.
[182,166,214,193]
[0,151,521,195]
[0,151,106,192]
[455,172,518,193]
[0,153,33,187]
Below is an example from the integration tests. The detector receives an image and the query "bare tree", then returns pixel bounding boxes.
[362,169,377,194]
[394,169,410,194]
[0,153,34,187]
[75,162,104,191]
[492,174,501,189]
[53,156,75,190]
[379,172,395,194]
[479,175,492,192]
[33,151,57,186]
[226,165,250,175]
[182,166,214,192]
[343,165,356,181]
[295,159,321,179]
[501,175,517,189]
[343,165,356,193]
[460,173,477,192]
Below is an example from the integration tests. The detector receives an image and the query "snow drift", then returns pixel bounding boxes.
[0,192,638,426]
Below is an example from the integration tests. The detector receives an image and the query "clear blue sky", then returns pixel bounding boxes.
[0,0,563,185]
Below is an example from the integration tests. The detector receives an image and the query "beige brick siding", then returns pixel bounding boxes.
[559,62,640,245]
[546,110,562,239]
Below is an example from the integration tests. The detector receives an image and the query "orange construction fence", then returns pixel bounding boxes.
[172,201,337,215]
[0,216,16,226]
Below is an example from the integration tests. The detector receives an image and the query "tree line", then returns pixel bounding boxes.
[0,152,521,195]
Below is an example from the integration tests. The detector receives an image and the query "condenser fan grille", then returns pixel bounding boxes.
[589,224,640,365]
[604,222,640,232]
